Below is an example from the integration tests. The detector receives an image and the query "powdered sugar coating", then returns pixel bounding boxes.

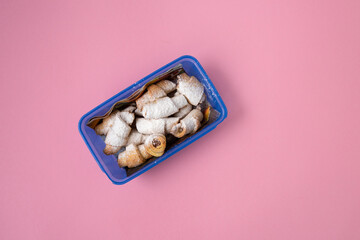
[142,97,179,119]
[171,94,188,109]
[156,80,176,93]
[177,75,204,106]
[136,118,166,135]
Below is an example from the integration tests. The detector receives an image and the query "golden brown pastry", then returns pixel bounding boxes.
[136,85,166,111]
[144,134,166,157]
[118,144,146,168]
[156,80,176,93]
[138,144,152,160]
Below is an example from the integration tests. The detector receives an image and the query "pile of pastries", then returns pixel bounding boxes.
[94,73,206,168]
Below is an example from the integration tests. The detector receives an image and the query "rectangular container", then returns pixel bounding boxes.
[78,55,228,184]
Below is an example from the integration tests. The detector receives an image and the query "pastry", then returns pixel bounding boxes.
[118,144,146,168]
[173,104,192,118]
[170,109,203,138]
[138,144,152,160]
[164,117,180,134]
[177,73,204,106]
[118,111,135,125]
[136,85,166,111]
[171,94,188,109]
[103,116,132,155]
[94,111,119,135]
[142,97,179,119]
[156,80,176,93]
[144,134,166,157]
[126,129,148,145]
[136,118,166,135]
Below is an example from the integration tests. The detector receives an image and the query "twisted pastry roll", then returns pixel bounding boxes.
[177,73,204,106]
[104,116,132,154]
[136,85,166,111]
[164,117,180,134]
[171,94,188,109]
[94,111,118,135]
[136,118,180,135]
[118,111,135,125]
[156,80,176,93]
[170,109,203,138]
[173,104,192,118]
[136,118,166,135]
[117,134,166,168]
[142,97,179,119]
[126,129,148,145]
[104,130,128,155]
[118,144,146,168]
[144,134,166,157]
[138,144,152,160]
[95,110,134,135]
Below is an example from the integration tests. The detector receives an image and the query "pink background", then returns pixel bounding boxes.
[1,0,360,239]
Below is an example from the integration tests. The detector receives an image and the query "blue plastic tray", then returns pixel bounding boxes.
[78,55,228,184]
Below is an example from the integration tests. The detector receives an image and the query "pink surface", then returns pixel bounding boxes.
[1,0,360,239]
